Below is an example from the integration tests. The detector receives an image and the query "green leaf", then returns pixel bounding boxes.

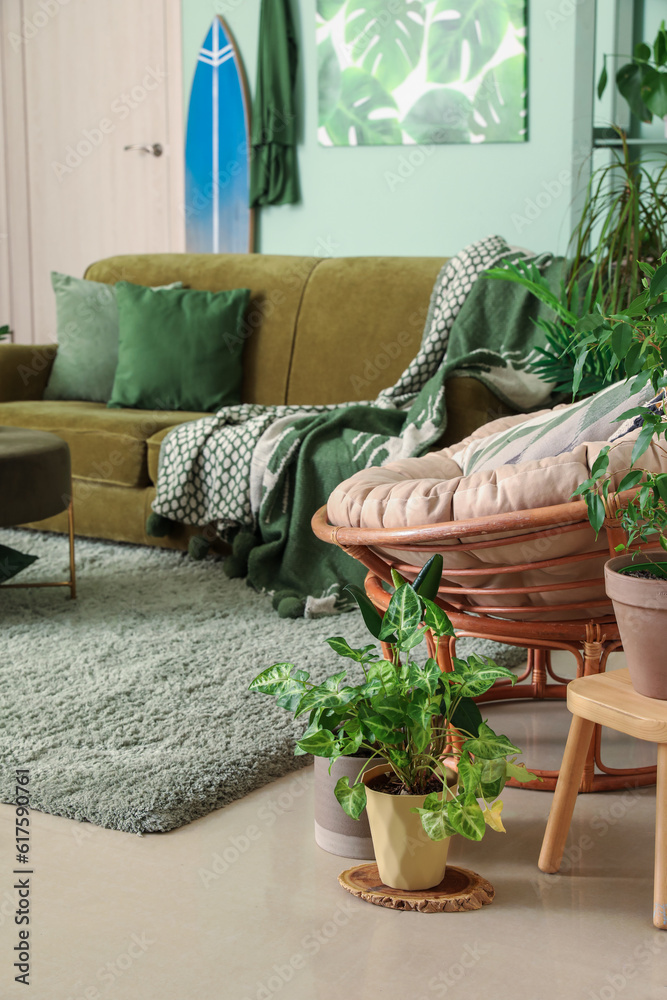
[249,663,299,695]
[337,729,364,755]
[631,420,656,465]
[449,656,516,698]
[640,66,667,119]
[462,722,522,760]
[375,659,399,691]
[597,62,608,99]
[401,89,471,145]
[357,708,401,744]
[296,729,339,756]
[413,554,444,602]
[447,793,486,841]
[379,583,422,642]
[655,27,667,67]
[617,470,643,493]
[479,758,507,799]
[585,492,606,536]
[422,598,455,638]
[344,583,386,639]
[611,322,633,359]
[616,62,652,122]
[571,349,588,398]
[334,776,367,819]
[414,799,457,841]
[323,68,401,146]
[344,0,424,91]
[635,42,651,62]
[326,637,376,662]
[457,756,482,796]
[276,670,311,712]
[505,759,539,783]
[412,657,442,697]
[427,0,509,84]
[656,474,667,505]
[590,446,610,480]
[295,686,356,718]
[391,568,408,589]
[449,696,483,738]
[406,689,438,730]
[651,261,667,299]
[322,670,348,691]
[575,313,606,333]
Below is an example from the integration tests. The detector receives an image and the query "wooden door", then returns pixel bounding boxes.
[0,0,184,344]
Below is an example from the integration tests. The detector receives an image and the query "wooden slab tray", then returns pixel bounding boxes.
[338,864,494,913]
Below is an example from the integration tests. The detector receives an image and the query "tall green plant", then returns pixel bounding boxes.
[568,133,667,316]
[569,251,667,563]
[486,134,667,398]
[250,556,537,842]
[486,259,615,396]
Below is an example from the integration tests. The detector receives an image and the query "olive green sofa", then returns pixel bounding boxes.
[0,253,510,549]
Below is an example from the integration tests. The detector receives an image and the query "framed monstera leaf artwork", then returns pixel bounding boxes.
[317,0,527,146]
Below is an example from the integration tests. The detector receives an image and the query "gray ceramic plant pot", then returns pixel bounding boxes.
[605,551,667,699]
[313,754,375,860]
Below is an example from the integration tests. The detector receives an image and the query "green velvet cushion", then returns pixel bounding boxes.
[108,283,250,412]
[44,273,182,404]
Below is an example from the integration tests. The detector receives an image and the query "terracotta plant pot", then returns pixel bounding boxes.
[605,551,667,699]
[362,762,458,890]
[314,755,375,859]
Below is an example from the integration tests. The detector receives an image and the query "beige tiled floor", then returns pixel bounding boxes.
[1,652,667,1000]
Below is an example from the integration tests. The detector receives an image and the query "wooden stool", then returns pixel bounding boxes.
[539,668,667,929]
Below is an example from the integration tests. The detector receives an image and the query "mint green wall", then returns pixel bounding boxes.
[182,0,594,257]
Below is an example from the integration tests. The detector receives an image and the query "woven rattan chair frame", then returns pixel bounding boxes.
[312,496,656,793]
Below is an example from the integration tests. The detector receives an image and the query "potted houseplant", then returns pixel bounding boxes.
[486,133,667,399]
[567,251,667,698]
[250,556,537,890]
[598,21,667,134]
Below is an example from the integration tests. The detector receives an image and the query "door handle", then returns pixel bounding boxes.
[123,143,163,157]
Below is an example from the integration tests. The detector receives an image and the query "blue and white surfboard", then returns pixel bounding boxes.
[185,17,254,254]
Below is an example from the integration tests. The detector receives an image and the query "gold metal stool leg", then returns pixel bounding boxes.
[67,499,76,599]
[2,491,77,598]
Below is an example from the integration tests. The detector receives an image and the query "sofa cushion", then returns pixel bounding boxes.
[85,253,322,406]
[44,274,183,405]
[0,401,204,488]
[109,284,250,412]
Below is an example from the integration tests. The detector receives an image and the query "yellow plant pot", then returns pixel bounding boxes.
[362,763,457,890]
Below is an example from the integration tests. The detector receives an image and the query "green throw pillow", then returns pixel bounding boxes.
[44,273,182,404]
[108,283,250,412]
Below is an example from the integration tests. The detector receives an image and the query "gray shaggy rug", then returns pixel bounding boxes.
[0,528,525,834]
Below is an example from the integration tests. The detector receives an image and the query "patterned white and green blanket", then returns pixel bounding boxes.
[153,235,563,615]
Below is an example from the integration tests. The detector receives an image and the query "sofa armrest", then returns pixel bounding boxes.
[0,343,56,402]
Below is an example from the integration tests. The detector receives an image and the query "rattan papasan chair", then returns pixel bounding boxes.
[312,379,666,792]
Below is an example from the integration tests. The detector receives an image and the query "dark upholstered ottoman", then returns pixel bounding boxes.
[0,426,76,597]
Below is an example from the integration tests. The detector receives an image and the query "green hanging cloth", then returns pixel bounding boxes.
[249,0,300,207]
